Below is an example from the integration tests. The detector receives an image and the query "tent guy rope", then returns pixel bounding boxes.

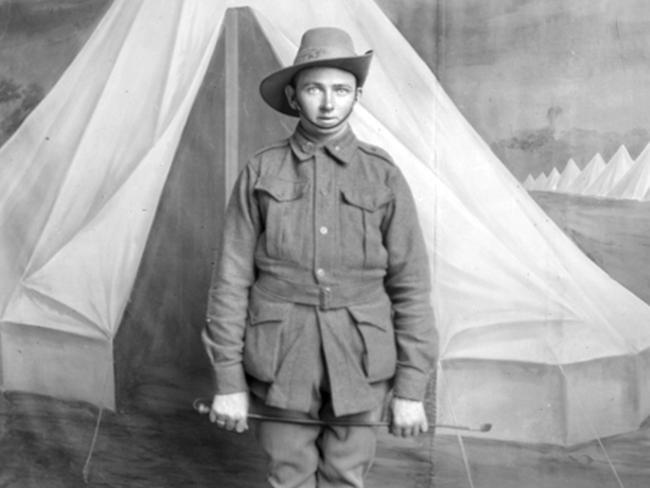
[437,372,476,488]
[553,361,626,488]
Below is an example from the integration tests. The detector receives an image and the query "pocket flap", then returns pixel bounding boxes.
[255,176,307,202]
[348,300,392,331]
[341,186,394,211]
[248,297,290,326]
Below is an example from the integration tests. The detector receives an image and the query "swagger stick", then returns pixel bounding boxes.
[192,398,492,432]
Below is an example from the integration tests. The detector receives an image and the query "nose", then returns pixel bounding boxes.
[321,90,334,111]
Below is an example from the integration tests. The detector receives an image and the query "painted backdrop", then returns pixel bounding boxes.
[1,1,649,487]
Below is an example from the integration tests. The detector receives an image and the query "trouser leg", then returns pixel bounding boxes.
[253,403,382,488]
[316,421,378,488]
[252,396,321,488]
[316,382,389,488]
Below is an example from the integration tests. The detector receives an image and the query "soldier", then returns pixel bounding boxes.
[203,26,437,488]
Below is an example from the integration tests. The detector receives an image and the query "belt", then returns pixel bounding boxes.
[255,273,385,310]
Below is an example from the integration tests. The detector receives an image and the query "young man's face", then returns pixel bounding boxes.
[285,66,361,137]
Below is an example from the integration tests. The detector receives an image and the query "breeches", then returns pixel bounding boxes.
[250,382,389,488]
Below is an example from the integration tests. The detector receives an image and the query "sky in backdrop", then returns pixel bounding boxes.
[378,0,650,179]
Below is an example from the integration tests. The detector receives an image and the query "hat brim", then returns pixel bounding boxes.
[259,51,373,117]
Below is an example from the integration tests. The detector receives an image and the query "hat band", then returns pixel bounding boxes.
[294,46,356,64]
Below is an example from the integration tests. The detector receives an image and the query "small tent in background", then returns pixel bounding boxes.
[532,171,549,191]
[556,158,580,192]
[533,170,547,191]
[522,174,535,190]
[583,145,633,197]
[568,153,606,194]
[2,0,650,447]
[544,167,561,191]
[609,141,650,201]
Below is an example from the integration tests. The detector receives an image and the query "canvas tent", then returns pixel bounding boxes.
[609,141,650,201]
[527,171,548,191]
[2,0,650,447]
[556,158,580,192]
[535,171,549,190]
[544,167,561,191]
[522,174,535,190]
[567,153,606,194]
[583,145,633,197]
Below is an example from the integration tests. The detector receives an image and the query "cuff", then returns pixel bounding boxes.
[213,363,248,394]
[391,366,431,401]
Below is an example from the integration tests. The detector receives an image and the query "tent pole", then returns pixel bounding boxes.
[224,9,240,202]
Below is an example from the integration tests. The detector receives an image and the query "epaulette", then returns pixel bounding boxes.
[357,141,395,165]
[251,138,290,159]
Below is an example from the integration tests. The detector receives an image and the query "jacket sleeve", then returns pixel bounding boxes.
[382,165,438,401]
[202,163,260,394]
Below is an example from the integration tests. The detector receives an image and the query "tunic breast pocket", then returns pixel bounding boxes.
[340,185,394,268]
[254,176,309,261]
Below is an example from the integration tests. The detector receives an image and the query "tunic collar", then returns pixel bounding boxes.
[289,123,357,165]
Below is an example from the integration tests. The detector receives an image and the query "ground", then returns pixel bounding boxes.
[1,380,650,488]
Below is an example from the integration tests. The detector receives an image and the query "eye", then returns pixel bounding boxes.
[335,87,352,95]
[305,86,320,94]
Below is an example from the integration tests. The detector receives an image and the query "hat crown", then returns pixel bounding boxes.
[293,27,358,65]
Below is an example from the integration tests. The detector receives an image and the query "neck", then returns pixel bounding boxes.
[298,120,349,145]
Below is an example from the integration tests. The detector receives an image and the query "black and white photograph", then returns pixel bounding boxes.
[1,1,650,487]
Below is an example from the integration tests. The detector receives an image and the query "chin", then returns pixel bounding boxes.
[318,119,339,126]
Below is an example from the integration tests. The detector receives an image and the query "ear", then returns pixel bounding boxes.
[284,85,298,110]
[354,86,363,102]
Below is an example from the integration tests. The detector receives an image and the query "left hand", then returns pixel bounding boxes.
[389,397,428,437]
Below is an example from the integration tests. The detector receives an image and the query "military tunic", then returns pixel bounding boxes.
[203,124,437,417]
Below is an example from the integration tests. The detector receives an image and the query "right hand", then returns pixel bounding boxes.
[389,397,429,438]
[209,392,249,433]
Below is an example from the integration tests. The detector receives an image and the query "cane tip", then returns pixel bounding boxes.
[480,423,492,432]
